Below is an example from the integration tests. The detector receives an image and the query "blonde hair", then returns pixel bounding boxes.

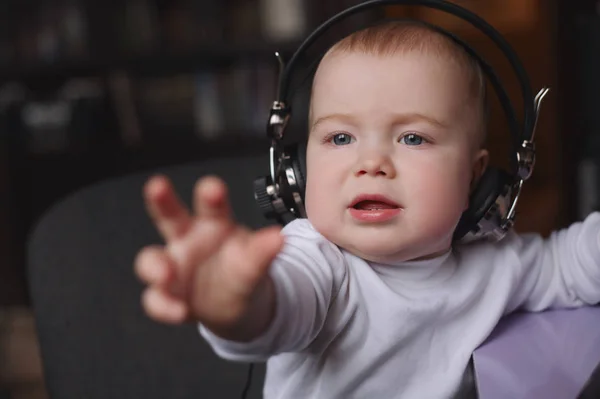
[310,20,488,146]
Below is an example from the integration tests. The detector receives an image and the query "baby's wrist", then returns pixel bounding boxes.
[203,276,276,342]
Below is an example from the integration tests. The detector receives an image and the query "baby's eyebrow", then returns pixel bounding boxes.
[310,113,358,131]
[310,112,449,131]
[389,112,450,129]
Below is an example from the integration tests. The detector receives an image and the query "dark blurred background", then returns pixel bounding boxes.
[0,0,597,397]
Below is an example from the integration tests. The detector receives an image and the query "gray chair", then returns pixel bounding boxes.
[26,153,477,399]
[26,154,274,399]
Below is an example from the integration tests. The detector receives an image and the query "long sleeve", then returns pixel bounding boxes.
[198,219,347,362]
[504,211,600,314]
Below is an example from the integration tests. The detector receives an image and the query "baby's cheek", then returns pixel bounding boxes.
[305,181,339,239]
[414,170,467,217]
[304,180,327,220]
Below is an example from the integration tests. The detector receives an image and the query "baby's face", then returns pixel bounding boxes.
[305,50,488,264]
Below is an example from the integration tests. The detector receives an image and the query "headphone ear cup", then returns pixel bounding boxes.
[291,140,307,199]
[454,167,512,240]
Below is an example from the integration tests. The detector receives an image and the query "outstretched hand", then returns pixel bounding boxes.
[134,175,283,339]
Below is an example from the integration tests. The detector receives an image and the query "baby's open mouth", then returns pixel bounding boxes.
[348,194,402,222]
[352,200,399,210]
[349,194,401,210]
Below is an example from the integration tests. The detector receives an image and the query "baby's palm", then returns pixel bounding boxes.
[135,175,283,329]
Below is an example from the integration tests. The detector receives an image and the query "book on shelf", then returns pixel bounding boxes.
[134,74,196,143]
[128,59,277,144]
[194,71,223,140]
[108,72,142,147]
[0,78,115,155]
[192,60,278,140]
[0,0,404,155]
[7,1,89,67]
[259,0,308,42]
[117,0,160,54]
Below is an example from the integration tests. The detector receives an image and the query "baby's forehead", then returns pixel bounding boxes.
[311,48,476,106]
[307,23,488,147]
[316,48,469,79]
[326,22,474,68]
[309,22,486,138]
[313,21,480,90]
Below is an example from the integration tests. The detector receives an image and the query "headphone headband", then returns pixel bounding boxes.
[255,0,551,244]
[277,0,534,143]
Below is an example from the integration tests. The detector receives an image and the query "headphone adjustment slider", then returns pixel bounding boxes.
[516,140,535,181]
[267,101,290,141]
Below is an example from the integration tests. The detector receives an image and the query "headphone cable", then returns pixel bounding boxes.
[240,363,255,399]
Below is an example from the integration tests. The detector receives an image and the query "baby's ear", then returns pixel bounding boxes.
[470,149,489,192]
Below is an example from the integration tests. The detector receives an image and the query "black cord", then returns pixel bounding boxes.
[240,363,254,399]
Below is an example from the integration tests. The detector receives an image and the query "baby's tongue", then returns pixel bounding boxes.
[356,200,396,210]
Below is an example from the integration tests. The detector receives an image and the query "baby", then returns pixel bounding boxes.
[135,21,600,398]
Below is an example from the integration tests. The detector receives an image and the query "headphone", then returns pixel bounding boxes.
[253,0,550,243]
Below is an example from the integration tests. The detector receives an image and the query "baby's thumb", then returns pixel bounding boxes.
[240,226,284,285]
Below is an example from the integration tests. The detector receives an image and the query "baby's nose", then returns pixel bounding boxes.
[354,153,396,178]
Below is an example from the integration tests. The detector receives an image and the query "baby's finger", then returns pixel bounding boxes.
[193,176,231,221]
[141,287,189,324]
[144,175,193,241]
[134,245,175,286]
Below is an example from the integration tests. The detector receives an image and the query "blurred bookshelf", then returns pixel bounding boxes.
[0,0,567,308]
[0,0,381,304]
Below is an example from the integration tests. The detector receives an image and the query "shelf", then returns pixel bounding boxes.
[0,41,301,81]
[115,135,270,172]
[18,135,272,201]
[11,134,271,249]
[25,134,269,163]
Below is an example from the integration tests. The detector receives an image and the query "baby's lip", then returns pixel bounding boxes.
[349,194,401,209]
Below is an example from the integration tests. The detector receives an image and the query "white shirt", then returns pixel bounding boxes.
[199,213,600,398]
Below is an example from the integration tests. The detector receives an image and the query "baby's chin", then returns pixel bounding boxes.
[320,230,452,264]
[308,216,454,263]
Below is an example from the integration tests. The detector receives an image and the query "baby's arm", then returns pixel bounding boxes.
[135,175,342,360]
[505,211,600,313]
[199,220,344,362]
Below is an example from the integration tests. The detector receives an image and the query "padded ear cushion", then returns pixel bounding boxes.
[454,167,512,240]
[292,140,307,198]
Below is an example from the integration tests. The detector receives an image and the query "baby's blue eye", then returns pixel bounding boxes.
[400,133,424,146]
[332,133,353,146]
